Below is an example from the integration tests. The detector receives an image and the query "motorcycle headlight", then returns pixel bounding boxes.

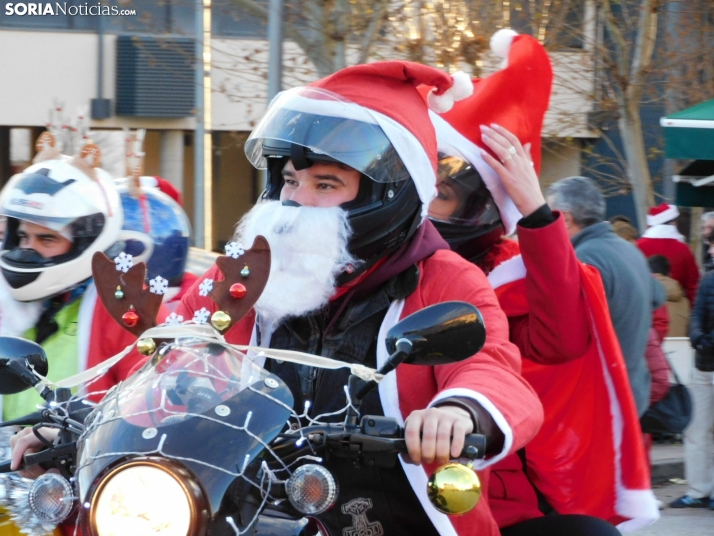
[88,459,206,536]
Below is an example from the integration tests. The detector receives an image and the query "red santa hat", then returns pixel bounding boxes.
[647,203,679,226]
[303,61,473,216]
[424,30,553,234]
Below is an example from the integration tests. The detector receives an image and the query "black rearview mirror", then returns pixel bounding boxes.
[386,301,486,367]
[0,337,48,395]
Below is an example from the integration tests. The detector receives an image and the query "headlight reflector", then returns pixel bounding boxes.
[92,464,192,536]
[285,464,338,515]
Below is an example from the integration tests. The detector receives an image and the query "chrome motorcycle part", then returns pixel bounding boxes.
[89,459,206,536]
[264,377,279,389]
[285,464,338,515]
[426,462,482,515]
[214,405,230,417]
[28,473,74,523]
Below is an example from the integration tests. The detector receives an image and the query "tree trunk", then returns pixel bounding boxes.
[618,100,654,230]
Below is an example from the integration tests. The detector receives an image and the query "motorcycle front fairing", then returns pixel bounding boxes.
[76,339,293,531]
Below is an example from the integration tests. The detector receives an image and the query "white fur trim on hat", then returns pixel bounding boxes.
[490,28,518,59]
[646,205,679,227]
[427,71,474,114]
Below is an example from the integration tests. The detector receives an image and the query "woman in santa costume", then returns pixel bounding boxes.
[637,203,699,304]
[426,30,658,534]
[175,61,543,536]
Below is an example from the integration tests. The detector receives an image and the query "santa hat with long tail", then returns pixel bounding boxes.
[425,30,553,234]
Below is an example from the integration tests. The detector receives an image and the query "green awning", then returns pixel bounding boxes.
[674,160,714,207]
[661,99,714,160]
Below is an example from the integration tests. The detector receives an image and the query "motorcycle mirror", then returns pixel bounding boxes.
[0,337,48,395]
[385,302,486,367]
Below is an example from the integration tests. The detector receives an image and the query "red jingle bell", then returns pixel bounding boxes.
[122,306,139,328]
[229,283,247,299]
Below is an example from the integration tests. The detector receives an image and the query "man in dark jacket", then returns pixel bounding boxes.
[546,177,666,416]
[672,229,714,509]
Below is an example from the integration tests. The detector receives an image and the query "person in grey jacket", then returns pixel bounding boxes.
[547,177,666,416]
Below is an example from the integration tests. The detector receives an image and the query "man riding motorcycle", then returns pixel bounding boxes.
[0,155,144,419]
[426,30,657,534]
[171,61,544,536]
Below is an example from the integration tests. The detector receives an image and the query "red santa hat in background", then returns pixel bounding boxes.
[301,61,473,216]
[424,29,553,234]
[647,203,679,226]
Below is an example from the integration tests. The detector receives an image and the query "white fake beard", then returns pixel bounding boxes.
[234,200,358,332]
[0,274,43,337]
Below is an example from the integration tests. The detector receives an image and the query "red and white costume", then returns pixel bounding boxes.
[637,204,699,304]
[425,29,658,531]
[484,218,658,531]
[176,248,544,536]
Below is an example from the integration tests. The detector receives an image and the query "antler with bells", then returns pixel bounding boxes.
[206,236,270,332]
[91,252,164,338]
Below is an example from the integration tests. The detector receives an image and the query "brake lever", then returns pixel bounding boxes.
[0,442,78,476]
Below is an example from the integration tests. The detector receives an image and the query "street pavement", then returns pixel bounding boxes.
[631,482,714,535]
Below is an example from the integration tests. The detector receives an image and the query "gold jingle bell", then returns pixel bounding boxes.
[211,310,232,332]
[137,338,157,356]
[427,462,482,515]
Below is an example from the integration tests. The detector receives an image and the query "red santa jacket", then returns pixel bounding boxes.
[637,226,699,304]
[484,215,658,531]
[175,249,544,536]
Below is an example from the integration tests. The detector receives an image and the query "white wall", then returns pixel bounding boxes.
[0,30,596,139]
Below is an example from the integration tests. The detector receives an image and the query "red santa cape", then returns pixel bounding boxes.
[487,253,659,530]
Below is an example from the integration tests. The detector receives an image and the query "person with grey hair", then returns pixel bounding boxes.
[547,176,666,416]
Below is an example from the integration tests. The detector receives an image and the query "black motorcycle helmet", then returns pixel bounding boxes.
[428,151,505,263]
[244,87,422,270]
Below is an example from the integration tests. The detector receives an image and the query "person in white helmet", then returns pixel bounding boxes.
[0,155,145,423]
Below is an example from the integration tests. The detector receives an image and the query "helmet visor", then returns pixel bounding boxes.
[245,87,409,184]
[1,209,75,233]
[428,152,501,227]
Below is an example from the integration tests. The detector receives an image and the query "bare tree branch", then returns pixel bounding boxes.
[600,0,631,83]
[357,0,388,65]
[628,0,659,103]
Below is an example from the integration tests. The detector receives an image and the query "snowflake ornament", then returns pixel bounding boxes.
[198,278,214,297]
[225,241,245,259]
[192,307,210,325]
[165,312,184,326]
[149,276,169,295]
[114,252,133,273]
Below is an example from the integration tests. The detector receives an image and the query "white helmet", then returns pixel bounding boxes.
[0,159,123,301]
